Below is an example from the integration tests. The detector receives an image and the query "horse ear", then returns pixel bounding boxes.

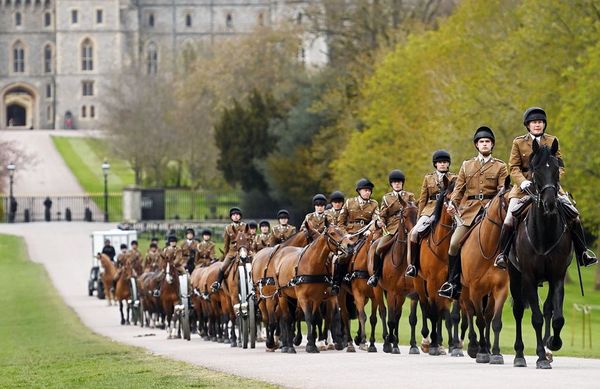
[550,138,559,155]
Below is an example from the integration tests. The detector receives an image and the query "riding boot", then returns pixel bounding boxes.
[572,219,598,267]
[211,269,225,292]
[494,224,514,270]
[405,241,420,278]
[367,252,383,287]
[438,253,462,300]
[331,262,346,296]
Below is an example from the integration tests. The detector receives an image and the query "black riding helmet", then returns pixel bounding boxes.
[185,227,195,236]
[329,191,345,202]
[523,107,547,131]
[432,149,451,167]
[277,209,290,219]
[259,220,270,228]
[229,207,242,217]
[312,193,327,206]
[201,229,212,236]
[167,235,177,243]
[355,178,374,193]
[247,220,258,229]
[388,170,405,184]
[473,126,495,145]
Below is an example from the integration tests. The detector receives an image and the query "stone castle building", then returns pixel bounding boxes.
[0,0,326,130]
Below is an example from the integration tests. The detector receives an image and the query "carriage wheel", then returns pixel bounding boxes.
[241,314,249,349]
[182,297,191,341]
[249,297,256,349]
[138,300,144,328]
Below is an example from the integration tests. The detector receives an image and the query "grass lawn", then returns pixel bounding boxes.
[0,234,277,388]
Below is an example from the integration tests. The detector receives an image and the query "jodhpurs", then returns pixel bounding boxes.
[448,224,470,256]
[409,215,433,243]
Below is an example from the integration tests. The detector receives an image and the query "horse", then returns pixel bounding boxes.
[276,222,353,353]
[159,255,182,339]
[196,261,230,343]
[97,253,116,306]
[509,139,572,369]
[190,265,208,338]
[460,178,511,364]
[139,269,164,328]
[414,176,459,355]
[114,259,133,325]
[372,201,420,354]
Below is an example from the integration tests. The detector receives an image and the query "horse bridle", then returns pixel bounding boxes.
[324,227,350,257]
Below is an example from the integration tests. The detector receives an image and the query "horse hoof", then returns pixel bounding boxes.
[536,359,552,369]
[428,346,440,356]
[409,347,420,355]
[202,336,209,341]
[280,346,289,353]
[327,343,336,351]
[513,357,527,367]
[467,343,478,359]
[391,347,400,355]
[238,342,242,348]
[288,347,296,354]
[346,345,356,353]
[368,345,377,353]
[545,349,554,363]
[230,341,237,348]
[293,335,302,346]
[120,319,125,325]
[334,343,344,351]
[476,353,490,363]
[547,336,562,352]
[359,343,369,352]
[489,354,504,365]
[354,335,362,346]
[265,348,275,352]
[219,338,226,344]
[439,347,447,355]
[450,348,464,357]
[383,342,392,353]
[306,345,320,354]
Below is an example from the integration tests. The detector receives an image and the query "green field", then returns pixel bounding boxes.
[0,234,276,388]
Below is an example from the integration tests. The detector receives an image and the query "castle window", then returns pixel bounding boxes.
[96,9,103,24]
[146,43,158,75]
[226,13,233,28]
[148,13,155,27]
[44,44,53,73]
[44,12,51,27]
[13,41,25,73]
[71,9,78,24]
[46,84,52,98]
[81,39,94,71]
[82,105,87,118]
[186,13,192,27]
[15,12,22,26]
[82,81,94,96]
[90,105,95,118]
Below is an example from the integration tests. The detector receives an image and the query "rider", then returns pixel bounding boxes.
[128,240,142,275]
[211,207,247,291]
[111,243,129,292]
[153,235,181,297]
[101,239,116,262]
[254,220,272,252]
[368,170,416,287]
[332,178,380,295]
[195,229,216,268]
[142,242,161,272]
[177,228,198,274]
[325,191,345,225]
[494,107,597,269]
[300,194,332,233]
[247,220,258,256]
[438,126,508,300]
[406,150,456,278]
[268,209,297,246]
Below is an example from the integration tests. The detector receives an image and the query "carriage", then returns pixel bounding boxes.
[88,229,137,299]
[235,260,257,349]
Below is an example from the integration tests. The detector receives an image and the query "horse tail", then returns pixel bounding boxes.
[346,293,358,320]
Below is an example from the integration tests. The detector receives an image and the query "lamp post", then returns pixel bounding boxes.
[7,162,15,223]
[102,160,110,222]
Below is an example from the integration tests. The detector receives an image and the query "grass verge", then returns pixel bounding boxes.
[0,234,277,388]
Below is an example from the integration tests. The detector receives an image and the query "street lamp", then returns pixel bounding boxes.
[7,162,15,223]
[102,160,110,222]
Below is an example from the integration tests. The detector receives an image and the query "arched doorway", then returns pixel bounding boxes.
[1,84,37,129]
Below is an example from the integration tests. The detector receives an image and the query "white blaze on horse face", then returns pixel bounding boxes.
[240,247,248,259]
[166,262,173,284]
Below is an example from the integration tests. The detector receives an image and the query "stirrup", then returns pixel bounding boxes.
[211,281,221,292]
[153,289,160,297]
[494,254,508,270]
[581,250,598,267]
[330,284,340,296]
[367,275,378,287]
[405,264,417,278]
[438,282,459,300]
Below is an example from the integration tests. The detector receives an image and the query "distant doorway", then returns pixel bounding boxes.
[7,103,26,127]
[1,84,37,129]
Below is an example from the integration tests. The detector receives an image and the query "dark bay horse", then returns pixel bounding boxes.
[373,202,419,354]
[160,256,182,339]
[414,177,458,355]
[276,223,353,353]
[509,139,572,369]
[460,179,511,364]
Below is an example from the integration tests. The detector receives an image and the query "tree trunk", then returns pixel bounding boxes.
[595,227,600,290]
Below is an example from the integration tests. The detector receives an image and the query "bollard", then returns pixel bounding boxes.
[84,207,93,222]
[65,207,72,222]
[24,209,30,222]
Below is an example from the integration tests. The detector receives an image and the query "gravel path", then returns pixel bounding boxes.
[1,221,599,389]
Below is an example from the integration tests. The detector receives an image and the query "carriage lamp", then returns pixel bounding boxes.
[102,160,110,222]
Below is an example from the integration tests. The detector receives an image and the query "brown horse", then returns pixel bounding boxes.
[414,177,457,355]
[372,202,419,354]
[276,223,353,353]
[139,269,164,328]
[196,261,231,343]
[190,265,208,338]
[114,259,133,325]
[159,256,182,339]
[460,179,511,364]
[97,253,116,306]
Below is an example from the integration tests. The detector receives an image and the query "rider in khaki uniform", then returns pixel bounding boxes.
[195,229,216,267]
[111,244,129,291]
[153,235,181,297]
[494,107,597,269]
[143,242,162,272]
[211,207,247,291]
[325,191,345,225]
[177,228,198,274]
[268,209,297,246]
[439,126,509,300]
[332,178,380,295]
[253,220,272,252]
[406,150,457,278]
[247,220,258,256]
[300,194,333,233]
[368,170,416,287]
[128,240,143,276]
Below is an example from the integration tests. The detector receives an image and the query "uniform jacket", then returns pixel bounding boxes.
[223,222,247,256]
[337,196,380,234]
[195,240,215,266]
[508,133,564,199]
[417,172,458,217]
[300,211,333,233]
[269,224,297,246]
[254,232,272,252]
[325,208,342,225]
[451,156,509,225]
[143,250,162,272]
[380,190,416,235]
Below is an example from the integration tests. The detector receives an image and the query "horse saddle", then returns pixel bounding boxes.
[377,233,397,256]
[512,195,532,220]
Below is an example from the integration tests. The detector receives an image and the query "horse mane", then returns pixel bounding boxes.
[431,178,455,229]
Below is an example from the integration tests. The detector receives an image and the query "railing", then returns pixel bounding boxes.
[164,190,241,220]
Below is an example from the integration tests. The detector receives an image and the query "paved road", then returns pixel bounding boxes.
[1,221,599,389]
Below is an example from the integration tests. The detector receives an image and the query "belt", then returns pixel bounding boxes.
[349,220,367,226]
[467,194,495,200]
